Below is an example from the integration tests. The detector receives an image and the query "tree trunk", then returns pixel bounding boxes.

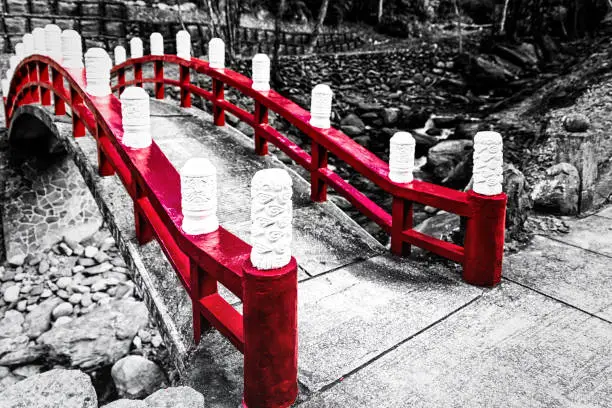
[306,0,330,54]
[272,0,287,86]
[377,0,384,23]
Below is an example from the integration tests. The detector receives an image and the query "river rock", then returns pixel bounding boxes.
[427,140,473,180]
[52,302,74,319]
[0,310,24,338]
[37,299,148,371]
[144,386,205,408]
[562,113,590,133]
[0,335,43,366]
[340,113,365,136]
[0,368,97,408]
[101,400,146,408]
[7,254,25,267]
[531,163,580,215]
[111,355,167,399]
[3,285,21,303]
[503,163,532,236]
[23,297,62,339]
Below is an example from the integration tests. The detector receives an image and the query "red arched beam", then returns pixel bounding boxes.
[111,55,507,287]
[5,55,298,408]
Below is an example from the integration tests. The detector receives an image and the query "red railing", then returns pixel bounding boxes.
[4,55,298,408]
[111,54,507,287]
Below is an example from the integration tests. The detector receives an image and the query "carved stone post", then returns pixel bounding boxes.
[181,158,219,235]
[176,30,191,60]
[130,37,143,59]
[464,131,506,287]
[1,78,8,97]
[61,30,83,69]
[243,167,297,408]
[15,43,24,62]
[251,53,270,92]
[250,168,293,270]
[208,38,225,69]
[33,27,46,55]
[84,48,112,97]
[120,86,151,148]
[389,132,415,183]
[8,56,18,74]
[150,32,164,55]
[44,24,62,62]
[114,45,126,65]
[309,84,332,128]
[473,131,503,195]
[23,34,34,57]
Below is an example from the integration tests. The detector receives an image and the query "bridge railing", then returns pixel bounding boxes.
[108,32,507,287]
[2,26,298,408]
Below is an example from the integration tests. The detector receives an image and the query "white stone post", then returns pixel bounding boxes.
[6,69,14,82]
[120,86,151,148]
[2,79,9,97]
[84,48,112,97]
[61,30,84,69]
[208,38,225,69]
[114,45,127,65]
[130,37,143,59]
[473,131,503,196]
[388,132,416,183]
[9,56,19,73]
[176,30,191,60]
[181,158,219,235]
[15,43,24,61]
[250,168,293,270]
[150,32,164,55]
[252,54,270,92]
[33,27,46,55]
[44,24,62,62]
[309,84,333,129]
[23,34,34,57]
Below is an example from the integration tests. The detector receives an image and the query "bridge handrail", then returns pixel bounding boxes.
[110,54,506,287]
[4,53,298,408]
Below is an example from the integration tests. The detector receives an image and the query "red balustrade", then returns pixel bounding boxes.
[4,55,298,408]
[111,54,507,287]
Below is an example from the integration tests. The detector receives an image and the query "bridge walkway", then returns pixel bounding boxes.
[4,98,611,407]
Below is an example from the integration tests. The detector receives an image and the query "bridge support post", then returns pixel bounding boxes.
[463,131,506,286]
[390,197,413,256]
[310,141,328,202]
[180,66,192,108]
[28,62,41,104]
[134,184,154,245]
[154,61,164,100]
[52,68,66,116]
[243,168,297,408]
[70,87,85,137]
[189,259,218,345]
[39,64,52,106]
[253,101,268,155]
[211,79,224,125]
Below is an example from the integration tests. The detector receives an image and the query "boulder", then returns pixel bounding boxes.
[0,310,24,338]
[562,113,590,133]
[340,114,365,136]
[531,163,580,215]
[382,108,400,126]
[0,368,97,408]
[144,386,205,408]
[111,355,167,399]
[0,335,43,366]
[37,299,148,371]
[414,211,461,241]
[427,140,474,181]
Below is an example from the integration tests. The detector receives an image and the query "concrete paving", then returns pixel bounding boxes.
[3,99,611,407]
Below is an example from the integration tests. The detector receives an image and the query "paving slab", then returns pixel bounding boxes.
[300,281,612,408]
[544,214,612,258]
[504,235,612,321]
[596,205,612,219]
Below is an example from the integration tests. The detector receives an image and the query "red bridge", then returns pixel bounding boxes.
[3,28,507,408]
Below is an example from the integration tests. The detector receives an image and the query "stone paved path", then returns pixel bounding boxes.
[2,99,611,407]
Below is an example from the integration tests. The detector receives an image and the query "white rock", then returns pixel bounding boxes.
[111,355,167,399]
[8,254,25,266]
[54,316,73,326]
[84,246,98,258]
[56,277,72,289]
[3,285,21,303]
[52,302,74,319]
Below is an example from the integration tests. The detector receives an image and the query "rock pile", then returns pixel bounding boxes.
[0,227,171,404]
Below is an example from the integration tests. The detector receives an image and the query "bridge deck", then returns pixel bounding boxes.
[8,99,611,407]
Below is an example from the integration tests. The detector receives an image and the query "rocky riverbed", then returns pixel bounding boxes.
[0,227,185,406]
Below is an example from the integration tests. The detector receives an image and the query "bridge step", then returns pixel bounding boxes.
[12,100,484,406]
